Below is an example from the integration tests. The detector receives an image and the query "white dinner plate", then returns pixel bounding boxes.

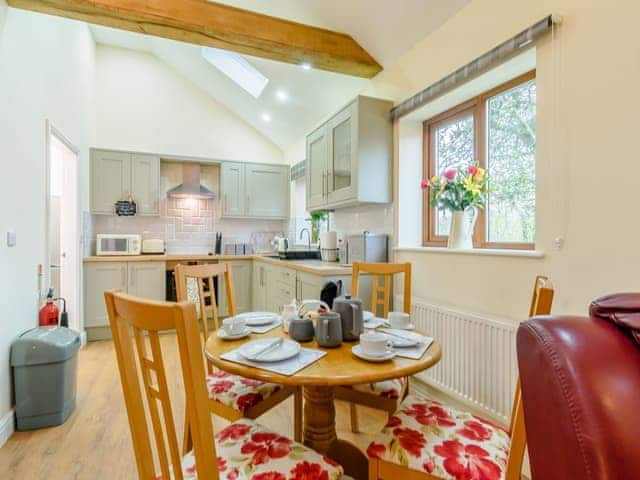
[217,327,251,341]
[238,338,301,362]
[235,312,279,326]
[352,345,396,362]
[363,311,375,322]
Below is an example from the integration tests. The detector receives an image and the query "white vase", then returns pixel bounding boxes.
[448,208,477,249]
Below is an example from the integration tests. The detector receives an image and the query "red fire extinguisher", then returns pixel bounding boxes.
[39,288,59,326]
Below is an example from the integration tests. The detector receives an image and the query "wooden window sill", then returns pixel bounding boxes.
[394,246,545,259]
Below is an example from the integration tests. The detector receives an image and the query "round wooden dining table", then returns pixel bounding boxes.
[205,328,441,480]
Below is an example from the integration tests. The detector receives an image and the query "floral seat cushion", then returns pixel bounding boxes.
[158,419,343,480]
[207,371,282,413]
[367,395,510,480]
[343,376,406,399]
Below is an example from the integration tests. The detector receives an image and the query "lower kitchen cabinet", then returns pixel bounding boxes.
[252,262,268,311]
[218,260,252,316]
[84,261,166,341]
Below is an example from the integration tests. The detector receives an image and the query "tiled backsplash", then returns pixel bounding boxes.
[331,204,394,237]
[91,162,287,254]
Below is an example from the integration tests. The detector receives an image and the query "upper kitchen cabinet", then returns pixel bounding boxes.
[306,96,393,211]
[220,161,289,219]
[90,149,160,215]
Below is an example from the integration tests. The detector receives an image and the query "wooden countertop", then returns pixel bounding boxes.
[83,254,353,276]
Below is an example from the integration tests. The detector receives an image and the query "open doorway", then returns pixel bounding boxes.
[46,122,80,333]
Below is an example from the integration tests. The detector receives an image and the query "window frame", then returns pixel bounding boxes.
[422,70,536,250]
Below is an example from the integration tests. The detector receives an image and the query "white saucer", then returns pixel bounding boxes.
[235,312,279,326]
[217,327,251,341]
[352,345,396,362]
[382,320,415,330]
[363,311,375,322]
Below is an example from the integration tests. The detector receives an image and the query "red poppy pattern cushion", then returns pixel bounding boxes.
[206,371,282,413]
[156,419,343,480]
[366,395,510,480]
[344,376,406,399]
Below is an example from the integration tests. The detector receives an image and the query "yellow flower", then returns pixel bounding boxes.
[474,167,486,181]
[438,179,448,195]
[464,175,481,195]
[430,175,440,184]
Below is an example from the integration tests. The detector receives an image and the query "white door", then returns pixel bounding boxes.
[48,125,81,331]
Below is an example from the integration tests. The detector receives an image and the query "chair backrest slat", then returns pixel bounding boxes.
[105,291,219,480]
[175,263,236,340]
[352,262,412,316]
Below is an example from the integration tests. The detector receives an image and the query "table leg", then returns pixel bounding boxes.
[303,386,368,480]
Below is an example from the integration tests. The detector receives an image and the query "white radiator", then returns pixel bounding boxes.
[403,297,518,423]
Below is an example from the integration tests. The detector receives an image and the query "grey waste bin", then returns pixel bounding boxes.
[11,327,81,430]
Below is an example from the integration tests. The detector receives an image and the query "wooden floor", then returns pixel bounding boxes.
[0,334,387,480]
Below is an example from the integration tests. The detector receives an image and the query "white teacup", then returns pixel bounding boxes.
[359,332,392,357]
[223,317,246,335]
[388,311,411,329]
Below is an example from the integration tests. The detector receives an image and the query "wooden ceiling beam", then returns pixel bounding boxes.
[7,0,383,78]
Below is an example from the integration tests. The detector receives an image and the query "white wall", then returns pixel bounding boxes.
[364,0,640,320]
[94,45,284,164]
[0,4,95,435]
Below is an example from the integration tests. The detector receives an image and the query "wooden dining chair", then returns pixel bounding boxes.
[367,275,555,480]
[174,263,302,448]
[333,262,412,433]
[104,290,343,480]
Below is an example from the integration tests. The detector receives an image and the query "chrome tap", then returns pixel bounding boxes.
[300,228,311,249]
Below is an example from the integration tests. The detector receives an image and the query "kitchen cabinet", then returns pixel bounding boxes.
[84,261,165,340]
[220,161,289,219]
[305,96,393,211]
[90,149,160,215]
[218,260,252,316]
[252,262,268,311]
[220,162,245,217]
[245,164,289,218]
[127,262,166,301]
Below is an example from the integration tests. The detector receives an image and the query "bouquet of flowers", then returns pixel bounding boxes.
[421,164,489,211]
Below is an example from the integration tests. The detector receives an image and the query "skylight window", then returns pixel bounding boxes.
[201,47,269,98]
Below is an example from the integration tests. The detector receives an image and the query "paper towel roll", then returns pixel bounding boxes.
[319,231,338,249]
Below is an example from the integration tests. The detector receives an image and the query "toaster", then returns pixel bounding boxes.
[141,238,165,254]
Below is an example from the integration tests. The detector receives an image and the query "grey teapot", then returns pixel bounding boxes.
[315,311,343,348]
[333,295,364,341]
[288,315,315,342]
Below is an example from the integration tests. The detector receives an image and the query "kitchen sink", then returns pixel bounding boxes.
[266,250,321,261]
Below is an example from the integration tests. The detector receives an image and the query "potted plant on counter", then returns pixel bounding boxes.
[421,164,489,249]
[309,210,329,245]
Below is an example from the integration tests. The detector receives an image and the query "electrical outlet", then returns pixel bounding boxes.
[553,236,564,251]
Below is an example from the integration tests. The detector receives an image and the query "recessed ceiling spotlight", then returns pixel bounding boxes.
[261,113,271,123]
[275,89,289,102]
[300,62,312,71]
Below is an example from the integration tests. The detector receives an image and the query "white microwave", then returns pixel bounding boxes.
[96,234,141,256]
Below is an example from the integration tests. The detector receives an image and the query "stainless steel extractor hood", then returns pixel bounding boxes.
[166,163,215,199]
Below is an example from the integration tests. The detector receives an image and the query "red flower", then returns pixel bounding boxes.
[366,442,386,458]
[392,427,426,458]
[322,456,340,468]
[252,472,286,480]
[237,392,263,412]
[423,458,435,473]
[241,378,265,387]
[217,457,227,472]
[209,380,235,394]
[227,468,239,480]
[385,416,402,428]
[457,420,492,441]
[444,169,457,180]
[217,423,251,442]
[402,402,456,428]
[289,461,330,480]
[473,415,508,433]
[434,440,502,480]
[241,431,292,465]
[420,179,429,190]
[210,370,230,378]
[468,165,478,176]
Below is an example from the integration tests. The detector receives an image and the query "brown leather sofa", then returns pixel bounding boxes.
[516,294,640,479]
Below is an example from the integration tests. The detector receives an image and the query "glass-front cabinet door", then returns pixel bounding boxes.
[327,102,357,204]
[306,125,328,210]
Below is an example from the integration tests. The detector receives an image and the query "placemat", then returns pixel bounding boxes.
[220,347,326,376]
[249,319,283,334]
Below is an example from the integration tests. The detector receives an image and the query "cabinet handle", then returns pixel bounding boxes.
[223,194,227,213]
[121,266,126,286]
[322,171,326,197]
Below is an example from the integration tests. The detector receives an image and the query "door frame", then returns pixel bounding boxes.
[45,120,84,343]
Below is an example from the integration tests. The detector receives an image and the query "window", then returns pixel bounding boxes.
[423,71,536,249]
